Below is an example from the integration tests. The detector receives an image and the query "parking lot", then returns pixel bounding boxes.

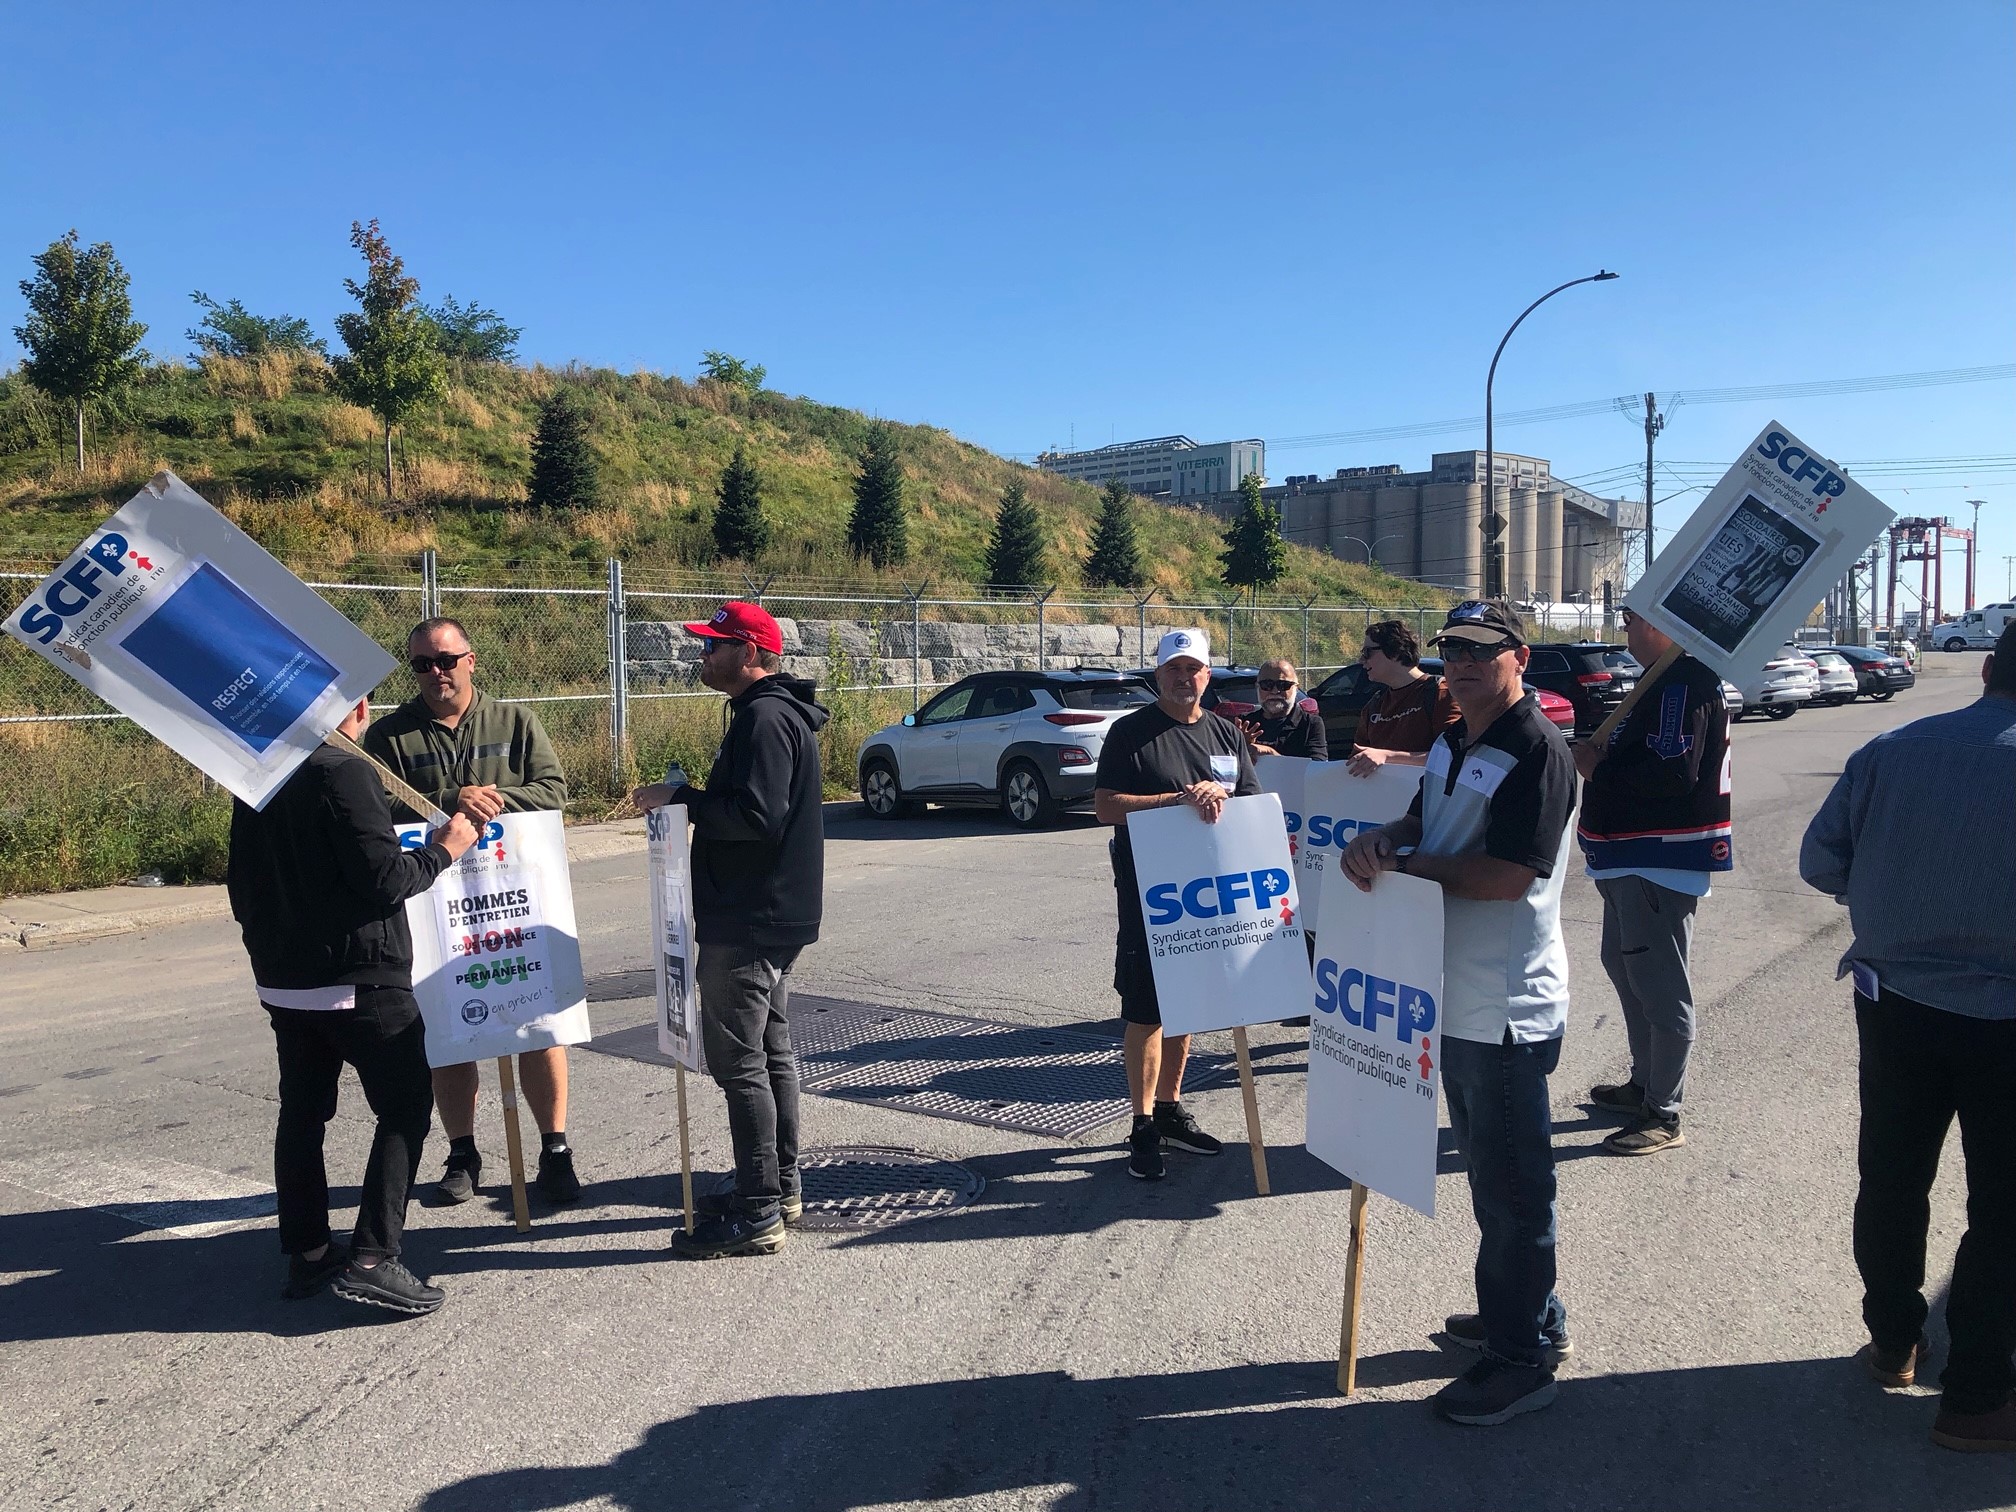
[0,657,2006,1512]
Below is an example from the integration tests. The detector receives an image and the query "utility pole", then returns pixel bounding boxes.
[2005,555,2014,598]
[1642,392,1665,582]
[1965,499,1984,609]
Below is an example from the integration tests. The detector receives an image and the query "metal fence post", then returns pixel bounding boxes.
[901,582,924,710]
[1134,590,1155,665]
[1218,594,1241,666]
[1032,585,1056,672]
[1299,594,1317,672]
[607,557,627,792]
[421,547,438,620]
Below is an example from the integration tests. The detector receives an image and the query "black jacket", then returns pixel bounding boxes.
[674,675,829,947]
[1254,704,1329,761]
[228,744,454,990]
[1576,653,1734,875]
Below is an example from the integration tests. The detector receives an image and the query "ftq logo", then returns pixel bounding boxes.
[1313,955,1437,1045]
[1144,867,1294,925]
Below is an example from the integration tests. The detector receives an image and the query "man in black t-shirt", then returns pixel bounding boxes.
[1094,628,1260,1181]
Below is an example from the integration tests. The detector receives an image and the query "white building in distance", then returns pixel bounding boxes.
[1036,435,1265,500]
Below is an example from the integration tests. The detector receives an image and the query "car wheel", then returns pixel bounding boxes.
[1871,688,1894,702]
[1943,638,1967,653]
[1766,704,1796,721]
[861,760,915,819]
[1001,761,1061,829]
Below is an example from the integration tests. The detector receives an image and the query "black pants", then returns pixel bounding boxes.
[1854,988,2016,1414]
[697,942,803,1221]
[265,988,434,1261]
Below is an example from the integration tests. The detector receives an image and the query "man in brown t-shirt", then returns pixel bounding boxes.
[1348,619,1459,776]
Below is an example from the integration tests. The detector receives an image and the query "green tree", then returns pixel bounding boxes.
[848,424,908,567]
[526,388,600,511]
[984,477,1046,589]
[712,445,771,560]
[1219,471,1287,598]
[700,351,767,391]
[1082,478,1143,588]
[186,291,326,359]
[331,219,447,501]
[422,295,521,363]
[13,230,149,473]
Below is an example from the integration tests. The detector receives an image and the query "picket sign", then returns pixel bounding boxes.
[2,470,393,807]
[396,809,592,1230]
[1304,867,1447,1394]
[1126,793,1311,1195]
[646,805,703,1233]
[1258,757,1423,930]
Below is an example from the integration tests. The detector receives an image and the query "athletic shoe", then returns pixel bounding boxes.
[669,1210,785,1260]
[1154,1102,1223,1156]
[1588,1080,1645,1115]
[1865,1335,1928,1388]
[1604,1117,1685,1156]
[1931,1399,2016,1453]
[1127,1120,1165,1180]
[1432,1356,1559,1425]
[536,1146,581,1203]
[331,1258,445,1316]
[282,1243,349,1300]
[1440,1313,1573,1367]
[434,1147,482,1205]
[696,1183,804,1226]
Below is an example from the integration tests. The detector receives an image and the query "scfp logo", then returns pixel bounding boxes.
[1313,956,1437,1043]
[1755,432,1848,506]
[1144,867,1292,925]
[1284,809,1383,850]
[15,534,134,644]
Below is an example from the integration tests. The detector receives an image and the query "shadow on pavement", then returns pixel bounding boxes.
[825,805,1104,843]
[415,1355,2007,1512]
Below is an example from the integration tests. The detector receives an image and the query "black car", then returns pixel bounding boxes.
[1820,644,1916,701]
[1118,666,1320,721]
[1523,643,1641,733]
[1310,659,1576,751]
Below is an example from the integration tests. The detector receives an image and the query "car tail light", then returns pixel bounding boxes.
[1057,747,1091,765]
[1575,672,1613,685]
[1043,712,1104,726]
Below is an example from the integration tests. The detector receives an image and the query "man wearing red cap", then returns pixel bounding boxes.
[633,602,830,1259]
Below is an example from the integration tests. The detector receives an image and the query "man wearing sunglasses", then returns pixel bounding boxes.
[1237,658,1328,761]
[1341,598,1577,1427]
[364,617,575,1206]
[1347,619,1459,775]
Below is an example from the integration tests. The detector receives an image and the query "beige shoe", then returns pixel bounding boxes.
[1864,1335,1927,1388]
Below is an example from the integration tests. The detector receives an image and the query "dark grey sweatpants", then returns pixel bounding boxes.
[697,941,804,1220]
[1595,874,1702,1122]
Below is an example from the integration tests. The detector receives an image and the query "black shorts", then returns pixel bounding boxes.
[1114,934,1163,1027]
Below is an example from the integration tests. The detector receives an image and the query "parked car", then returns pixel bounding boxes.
[1823,643,1915,701]
[856,669,1154,828]
[1307,658,1574,749]
[1522,642,1642,734]
[1808,649,1860,706]
[1116,666,1321,724]
[1735,650,1818,720]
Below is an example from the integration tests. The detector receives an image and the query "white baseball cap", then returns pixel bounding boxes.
[1155,628,1212,667]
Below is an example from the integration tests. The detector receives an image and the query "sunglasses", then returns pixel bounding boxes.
[408,651,470,676]
[1620,610,1641,627]
[1438,640,1516,664]
[1257,678,1295,692]
[1357,646,1380,662]
[698,636,746,656]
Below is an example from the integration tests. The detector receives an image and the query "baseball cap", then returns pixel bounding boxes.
[1155,628,1212,667]
[680,601,784,655]
[1431,599,1527,648]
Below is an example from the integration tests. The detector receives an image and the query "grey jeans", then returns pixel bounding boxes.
[697,941,804,1220]
[1595,874,1701,1122]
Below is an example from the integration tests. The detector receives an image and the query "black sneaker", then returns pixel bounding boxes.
[1154,1102,1223,1156]
[1127,1120,1165,1180]
[331,1257,445,1316]
[1588,1080,1645,1115]
[282,1243,349,1300]
[1441,1313,1573,1367]
[537,1146,581,1203]
[696,1183,804,1226]
[1604,1117,1685,1156]
[434,1147,482,1205]
[1433,1356,1559,1425]
[669,1209,786,1260]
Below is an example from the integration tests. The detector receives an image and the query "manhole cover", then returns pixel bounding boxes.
[795,1146,983,1232]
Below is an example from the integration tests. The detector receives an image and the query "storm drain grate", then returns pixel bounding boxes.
[795,1145,983,1231]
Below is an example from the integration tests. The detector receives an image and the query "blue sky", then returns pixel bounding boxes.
[4,3,2011,603]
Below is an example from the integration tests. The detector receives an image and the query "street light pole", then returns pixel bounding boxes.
[1338,533,1405,568]
[1483,270,1620,599]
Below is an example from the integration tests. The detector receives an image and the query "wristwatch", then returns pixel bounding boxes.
[1394,851,1411,876]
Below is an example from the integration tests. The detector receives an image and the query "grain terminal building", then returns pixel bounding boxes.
[1036,435,1266,501]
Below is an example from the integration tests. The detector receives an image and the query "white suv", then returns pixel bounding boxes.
[857,670,1154,829]
[1737,650,1819,721]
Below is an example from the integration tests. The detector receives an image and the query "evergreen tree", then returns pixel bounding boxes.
[712,445,770,560]
[1082,478,1143,588]
[14,230,149,473]
[1220,471,1287,597]
[983,477,1046,589]
[331,219,447,501]
[527,388,600,511]
[847,424,908,567]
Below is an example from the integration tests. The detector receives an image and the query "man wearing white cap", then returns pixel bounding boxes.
[1093,628,1257,1180]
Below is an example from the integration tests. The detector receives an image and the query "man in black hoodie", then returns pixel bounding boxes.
[632,602,828,1259]
[229,698,478,1314]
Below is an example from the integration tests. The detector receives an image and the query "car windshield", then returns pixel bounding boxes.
[1814,652,1850,671]
[1598,651,1639,672]
[1212,676,1258,703]
[1057,681,1154,711]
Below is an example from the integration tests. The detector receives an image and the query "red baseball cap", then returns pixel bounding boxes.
[681,601,784,654]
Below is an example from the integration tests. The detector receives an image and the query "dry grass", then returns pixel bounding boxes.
[319,403,381,445]
[195,350,327,402]
[228,406,260,442]
[445,387,496,430]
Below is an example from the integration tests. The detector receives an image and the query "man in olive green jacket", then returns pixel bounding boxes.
[365,617,578,1204]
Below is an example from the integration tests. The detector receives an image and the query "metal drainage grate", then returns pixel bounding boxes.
[795,1146,983,1231]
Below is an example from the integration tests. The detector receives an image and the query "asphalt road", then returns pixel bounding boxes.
[2,661,2007,1512]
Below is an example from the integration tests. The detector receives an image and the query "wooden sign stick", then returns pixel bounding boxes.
[675,1064,696,1234]
[1584,642,1683,748]
[1230,1026,1271,1196]
[321,729,450,827]
[1337,1181,1371,1394]
[495,1056,532,1233]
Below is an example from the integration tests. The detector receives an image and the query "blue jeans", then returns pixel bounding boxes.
[1442,1032,1566,1368]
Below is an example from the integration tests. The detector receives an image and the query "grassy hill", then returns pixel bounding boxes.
[0,353,1441,608]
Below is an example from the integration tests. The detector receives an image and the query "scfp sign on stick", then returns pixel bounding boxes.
[647,805,704,1232]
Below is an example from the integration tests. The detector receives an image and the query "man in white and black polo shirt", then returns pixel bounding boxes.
[1343,598,1577,1427]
